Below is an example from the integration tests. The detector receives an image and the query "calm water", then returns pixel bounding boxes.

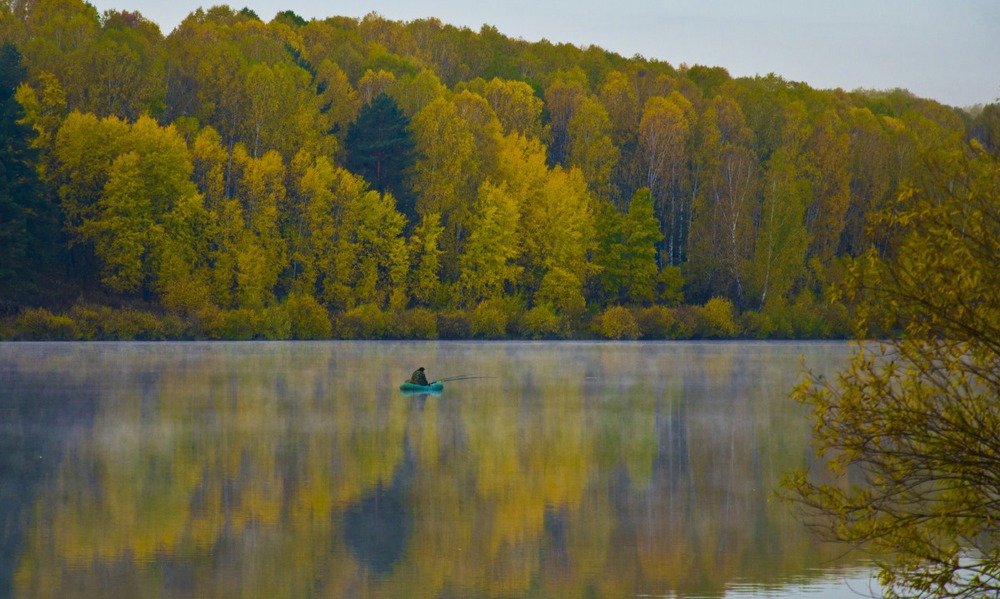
[0,341,877,598]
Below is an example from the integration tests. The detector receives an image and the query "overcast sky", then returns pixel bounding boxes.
[87,0,1000,108]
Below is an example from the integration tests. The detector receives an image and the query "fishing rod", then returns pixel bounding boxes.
[432,375,495,383]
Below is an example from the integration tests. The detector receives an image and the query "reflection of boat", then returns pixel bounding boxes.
[399,381,444,393]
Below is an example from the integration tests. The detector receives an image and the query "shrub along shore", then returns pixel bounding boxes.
[2,296,849,341]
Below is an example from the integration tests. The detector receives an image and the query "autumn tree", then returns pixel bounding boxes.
[13,70,68,165]
[51,110,129,284]
[410,96,476,265]
[86,10,166,121]
[686,95,758,306]
[598,70,640,148]
[544,69,587,166]
[163,9,285,157]
[356,68,395,104]
[968,103,1000,156]
[482,77,545,140]
[389,68,445,117]
[744,101,810,313]
[639,92,692,266]
[228,148,288,308]
[354,188,409,310]
[620,188,662,305]
[407,212,444,306]
[296,157,361,310]
[15,0,101,113]
[298,17,366,82]
[58,114,208,302]
[488,131,593,311]
[804,109,850,263]
[783,145,1000,599]
[592,188,662,306]
[839,107,896,257]
[452,89,503,185]
[567,95,619,203]
[292,155,408,310]
[242,60,331,161]
[458,182,521,306]
[598,70,642,206]
[529,166,595,316]
[314,59,359,149]
[162,10,245,128]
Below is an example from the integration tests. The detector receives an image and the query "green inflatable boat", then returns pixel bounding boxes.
[399,381,444,393]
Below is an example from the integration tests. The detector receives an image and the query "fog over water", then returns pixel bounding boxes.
[0,340,876,598]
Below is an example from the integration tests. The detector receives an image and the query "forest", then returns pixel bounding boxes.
[1,0,998,340]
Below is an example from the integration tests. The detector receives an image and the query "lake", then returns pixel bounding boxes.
[0,341,877,598]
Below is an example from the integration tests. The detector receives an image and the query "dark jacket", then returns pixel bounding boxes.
[410,368,429,386]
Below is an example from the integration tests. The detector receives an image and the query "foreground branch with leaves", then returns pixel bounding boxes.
[782,144,1000,598]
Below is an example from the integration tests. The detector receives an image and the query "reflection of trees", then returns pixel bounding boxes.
[343,464,413,575]
[11,343,414,597]
[0,359,100,597]
[7,342,859,598]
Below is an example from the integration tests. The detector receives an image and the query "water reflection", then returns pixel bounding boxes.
[0,341,874,598]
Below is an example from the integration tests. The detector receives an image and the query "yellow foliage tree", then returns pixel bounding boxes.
[58,114,209,302]
[567,95,619,203]
[784,145,1000,599]
[458,182,522,305]
[410,96,477,266]
[483,77,545,140]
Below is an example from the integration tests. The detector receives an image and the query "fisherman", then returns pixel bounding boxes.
[409,367,429,386]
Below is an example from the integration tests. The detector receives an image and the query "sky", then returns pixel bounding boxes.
[87,0,1000,108]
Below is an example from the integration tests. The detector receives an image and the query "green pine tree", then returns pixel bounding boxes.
[0,42,52,300]
[344,93,417,221]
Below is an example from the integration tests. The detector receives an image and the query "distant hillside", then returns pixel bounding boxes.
[1,1,997,340]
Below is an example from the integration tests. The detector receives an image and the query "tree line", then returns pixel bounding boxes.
[1,0,998,339]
